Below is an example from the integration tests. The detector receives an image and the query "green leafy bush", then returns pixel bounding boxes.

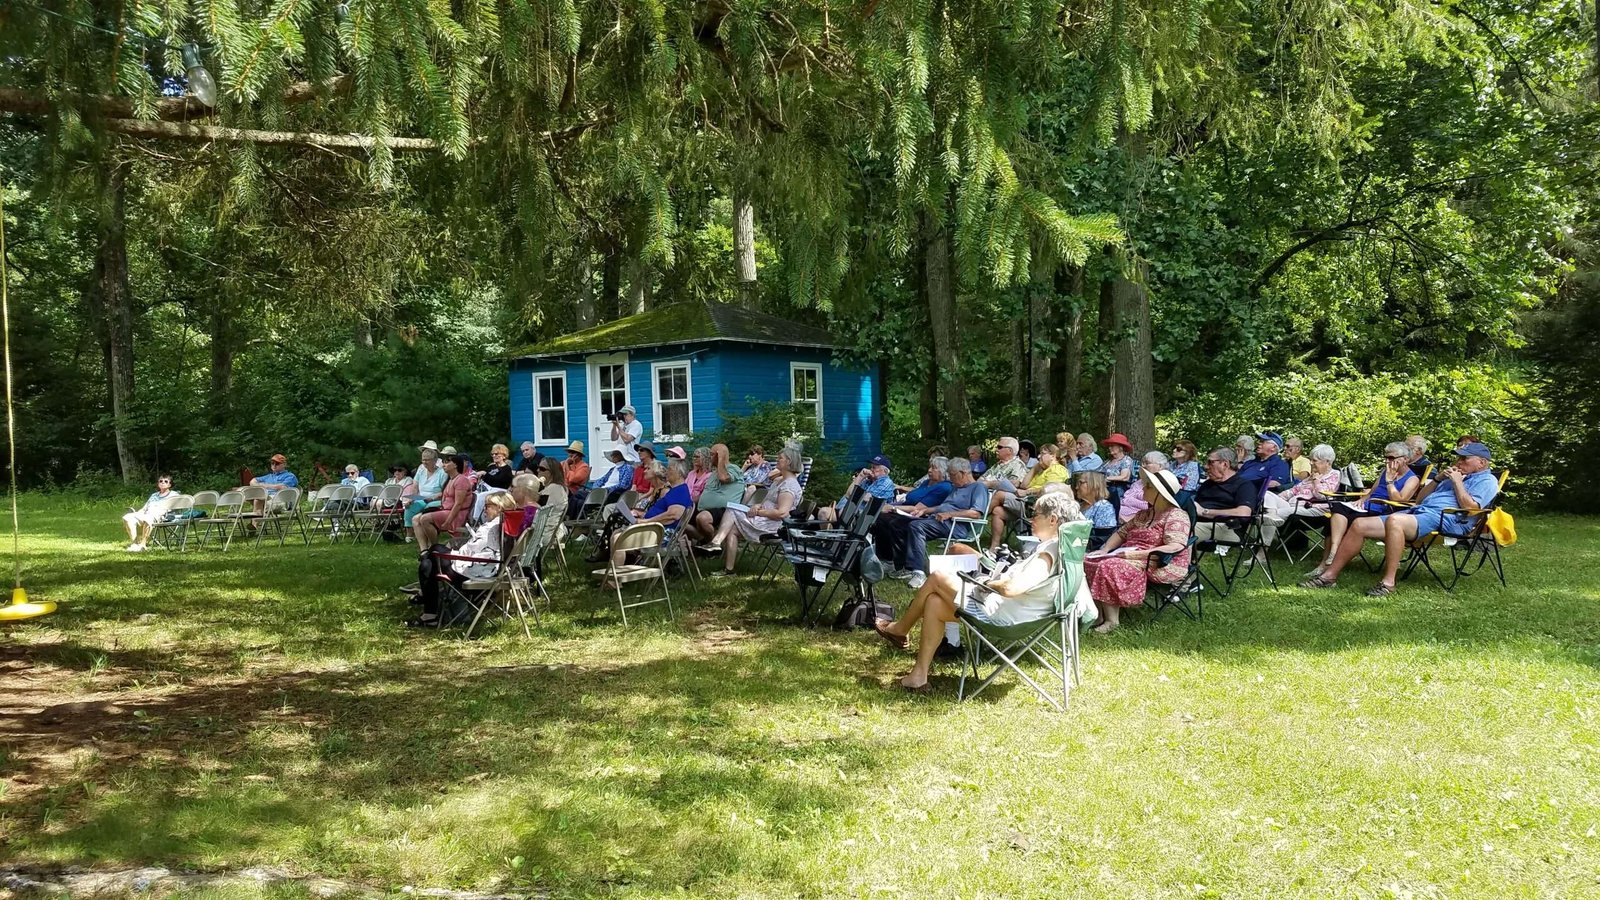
[703,401,849,507]
[1159,359,1525,469]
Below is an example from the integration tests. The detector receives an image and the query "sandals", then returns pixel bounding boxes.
[404,615,439,628]
[873,619,908,650]
[1298,575,1337,589]
[1365,583,1396,597]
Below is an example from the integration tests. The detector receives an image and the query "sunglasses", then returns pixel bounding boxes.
[1385,455,1407,461]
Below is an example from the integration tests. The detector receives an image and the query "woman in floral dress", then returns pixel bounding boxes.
[1084,469,1191,633]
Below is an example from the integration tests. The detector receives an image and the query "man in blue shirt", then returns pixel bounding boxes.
[250,453,299,513]
[1237,432,1291,489]
[1308,442,1501,596]
[1065,433,1104,475]
[817,454,898,525]
[873,458,989,589]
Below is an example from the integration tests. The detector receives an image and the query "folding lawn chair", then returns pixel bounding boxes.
[591,523,673,625]
[428,521,521,637]
[146,495,196,551]
[1194,477,1278,597]
[259,487,309,547]
[755,501,817,582]
[222,486,269,551]
[198,489,243,548]
[181,491,220,550]
[1398,470,1509,591]
[1144,495,1204,621]
[782,495,886,624]
[563,487,612,548]
[938,511,989,554]
[956,519,1091,712]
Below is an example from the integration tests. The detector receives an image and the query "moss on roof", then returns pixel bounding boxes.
[510,301,837,359]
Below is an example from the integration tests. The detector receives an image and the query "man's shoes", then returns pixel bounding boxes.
[126,543,145,553]
[934,639,962,661]
[890,569,914,580]
[906,571,927,590]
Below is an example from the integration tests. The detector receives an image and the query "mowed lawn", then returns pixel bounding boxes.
[2,494,1598,898]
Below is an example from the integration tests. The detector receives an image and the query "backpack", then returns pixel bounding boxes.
[833,594,895,631]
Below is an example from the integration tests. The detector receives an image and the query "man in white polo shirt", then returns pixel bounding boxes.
[611,405,644,464]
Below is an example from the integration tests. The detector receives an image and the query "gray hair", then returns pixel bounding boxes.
[928,456,950,478]
[1384,440,1410,459]
[1211,447,1238,468]
[947,457,972,476]
[520,441,535,451]
[1235,434,1256,452]
[1141,451,1169,470]
[1033,490,1084,523]
[1406,435,1430,453]
[778,444,804,475]
[693,446,712,464]
[1285,436,1304,450]
[1311,443,1336,463]
[1076,432,1095,445]
[666,459,688,480]
[997,436,1019,451]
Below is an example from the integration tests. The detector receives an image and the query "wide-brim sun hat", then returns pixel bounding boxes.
[1103,433,1134,452]
[606,449,625,461]
[440,445,458,456]
[417,440,439,452]
[566,440,585,455]
[1143,468,1181,507]
[1019,439,1037,455]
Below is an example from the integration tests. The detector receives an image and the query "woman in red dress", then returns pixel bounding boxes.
[1083,469,1191,633]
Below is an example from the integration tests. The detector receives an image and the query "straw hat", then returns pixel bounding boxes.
[566,440,585,455]
[1143,468,1181,507]
[417,440,439,452]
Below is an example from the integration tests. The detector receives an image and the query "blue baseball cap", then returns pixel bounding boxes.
[867,454,892,468]
[1454,442,1493,460]
[1255,431,1284,449]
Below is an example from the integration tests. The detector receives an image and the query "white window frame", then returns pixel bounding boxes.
[532,372,568,444]
[790,362,824,437]
[650,360,694,442]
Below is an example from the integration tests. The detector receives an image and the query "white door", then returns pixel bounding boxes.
[587,352,630,477]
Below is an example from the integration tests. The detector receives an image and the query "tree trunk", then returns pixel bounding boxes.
[733,192,757,305]
[924,219,970,449]
[575,254,596,329]
[601,251,622,321]
[93,163,139,483]
[1110,257,1157,451]
[1010,313,1028,410]
[1059,266,1085,426]
[354,318,372,348]
[209,303,234,426]
[1028,286,1052,412]
[1091,272,1115,437]
[625,253,651,315]
[919,361,940,443]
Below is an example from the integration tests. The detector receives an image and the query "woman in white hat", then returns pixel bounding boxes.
[1083,468,1192,633]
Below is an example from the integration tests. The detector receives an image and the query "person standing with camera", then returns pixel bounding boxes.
[611,405,643,465]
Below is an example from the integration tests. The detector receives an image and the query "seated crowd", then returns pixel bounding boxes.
[127,424,1502,645]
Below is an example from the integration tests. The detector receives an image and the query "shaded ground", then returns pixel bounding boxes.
[2,495,1599,898]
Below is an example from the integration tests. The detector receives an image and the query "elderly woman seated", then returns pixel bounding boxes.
[1117,451,1169,522]
[870,491,1084,691]
[1262,442,1340,521]
[1084,469,1191,633]
[705,444,804,576]
[599,459,693,571]
[408,491,516,628]
[1306,441,1423,578]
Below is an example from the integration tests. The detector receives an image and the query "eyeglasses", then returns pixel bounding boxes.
[1385,455,1407,461]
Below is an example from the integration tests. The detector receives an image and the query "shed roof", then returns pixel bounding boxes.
[510,301,838,361]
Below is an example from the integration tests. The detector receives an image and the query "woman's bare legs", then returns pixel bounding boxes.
[876,571,961,688]
[721,531,741,573]
[1319,513,1353,572]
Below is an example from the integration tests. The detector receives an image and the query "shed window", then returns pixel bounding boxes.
[653,362,692,441]
[534,373,567,443]
[791,363,823,436]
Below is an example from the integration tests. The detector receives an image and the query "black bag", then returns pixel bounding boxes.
[833,594,894,631]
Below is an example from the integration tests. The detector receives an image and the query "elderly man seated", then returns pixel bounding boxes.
[1193,448,1260,543]
[983,442,1068,552]
[249,453,300,513]
[569,449,634,519]
[1302,442,1500,596]
[816,454,898,525]
[1237,431,1291,489]
[871,457,989,590]
[687,443,747,542]
[1065,433,1104,475]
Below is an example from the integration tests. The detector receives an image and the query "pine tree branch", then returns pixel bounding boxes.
[94,118,442,150]
[0,76,354,122]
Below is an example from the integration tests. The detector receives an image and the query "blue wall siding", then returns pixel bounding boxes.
[512,344,879,465]
[713,346,880,464]
[509,361,588,458]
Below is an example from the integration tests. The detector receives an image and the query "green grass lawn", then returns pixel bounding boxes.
[2,494,1599,898]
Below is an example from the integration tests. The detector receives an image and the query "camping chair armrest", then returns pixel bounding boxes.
[1439,506,1488,517]
[432,552,499,564]
[1368,498,1415,509]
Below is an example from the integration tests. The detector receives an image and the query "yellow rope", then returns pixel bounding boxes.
[0,171,18,589]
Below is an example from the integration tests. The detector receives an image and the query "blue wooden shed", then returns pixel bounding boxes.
[508,301,882,472]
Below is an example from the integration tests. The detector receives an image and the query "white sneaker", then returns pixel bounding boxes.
[126,543,145,553]
[906,571,927,590]
[890,568,914,580]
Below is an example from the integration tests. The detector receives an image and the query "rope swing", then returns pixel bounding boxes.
[0,170,56,621]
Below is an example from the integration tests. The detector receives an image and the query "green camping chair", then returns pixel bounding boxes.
[956,519,1090,712]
